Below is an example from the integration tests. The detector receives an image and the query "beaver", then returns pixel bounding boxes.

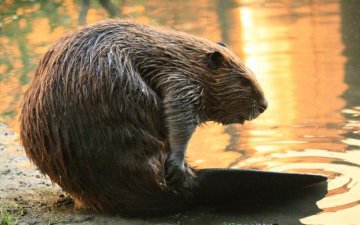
[20,19,270,215]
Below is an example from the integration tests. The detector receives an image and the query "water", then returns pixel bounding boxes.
[0,0,359,224]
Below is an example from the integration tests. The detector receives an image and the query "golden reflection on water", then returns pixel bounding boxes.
[188,0,348,166]
[1,0,360,224]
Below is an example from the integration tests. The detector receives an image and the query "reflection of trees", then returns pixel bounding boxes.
[79,0,121,25]
[214,0,235,45]
[0,1,67,82]
[340,1,360,140]
[0,1,68,120]
[0,0,123,83]
[0,0,126,122]
[341,1,360,108]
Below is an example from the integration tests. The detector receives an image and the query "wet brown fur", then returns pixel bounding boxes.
[20,20,266,216]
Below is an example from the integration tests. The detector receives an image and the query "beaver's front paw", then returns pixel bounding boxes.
[165,160,196,189]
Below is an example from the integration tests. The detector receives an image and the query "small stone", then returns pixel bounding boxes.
[40,201,47,206]
[1,169,11,175]
[20,209,28,216]
[18,222,28,225]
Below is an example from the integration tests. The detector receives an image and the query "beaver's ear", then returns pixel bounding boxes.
[207,51,224,69]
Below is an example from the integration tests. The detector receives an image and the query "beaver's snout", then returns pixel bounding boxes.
[257,99,268,114]
[244,99,268,121]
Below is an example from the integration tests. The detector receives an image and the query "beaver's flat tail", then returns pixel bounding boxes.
[193,168,327,205]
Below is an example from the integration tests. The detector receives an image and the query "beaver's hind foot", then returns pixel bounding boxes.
[166,160,196,191]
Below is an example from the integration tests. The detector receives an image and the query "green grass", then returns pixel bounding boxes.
[0,207,17,225]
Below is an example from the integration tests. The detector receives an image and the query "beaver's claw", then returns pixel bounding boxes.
[165,160,196,189]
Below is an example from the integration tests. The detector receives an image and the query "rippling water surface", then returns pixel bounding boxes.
[1,0,360,224]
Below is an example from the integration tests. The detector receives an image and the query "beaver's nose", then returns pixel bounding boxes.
[258,99,268,113]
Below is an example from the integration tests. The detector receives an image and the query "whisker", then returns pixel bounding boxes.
[249,107,255,120]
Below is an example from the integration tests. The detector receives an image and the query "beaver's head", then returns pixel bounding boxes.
[204,43,268,125]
